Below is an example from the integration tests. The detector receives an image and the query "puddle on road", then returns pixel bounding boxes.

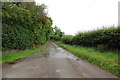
[41,47,79,61]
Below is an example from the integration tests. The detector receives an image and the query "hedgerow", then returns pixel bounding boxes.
[2,24,34,50]
[73,27,119,51]
[2,2,53,50]
[62,27,119,52]
[61,35,73,45]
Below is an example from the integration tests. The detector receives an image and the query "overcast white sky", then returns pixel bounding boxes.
[35,0,119,35]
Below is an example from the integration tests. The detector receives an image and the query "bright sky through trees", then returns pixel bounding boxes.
[35,0,119,35]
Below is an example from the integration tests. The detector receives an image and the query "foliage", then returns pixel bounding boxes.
[50,26,64,41]
[61,35,73,44]
[55,41,119,77]
[95,44,108,52]
[2,24,34,50]
[2,2,53,50]
[71,27,119,52]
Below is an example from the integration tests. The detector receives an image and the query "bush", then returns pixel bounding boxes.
[2,5,33,30]
[2,24,34,50]
[95,44,108,52]
[62,35,73,44]
[72,27,119,52]
[51,35,61,41]
[2,2,53,51]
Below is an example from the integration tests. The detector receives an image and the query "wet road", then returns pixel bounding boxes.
[2,41,117,78]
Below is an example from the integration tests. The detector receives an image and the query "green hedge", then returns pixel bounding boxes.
[61,35,73,44]
[72,27,119,52]
[2,24,34,50]
[61,27,119,52]
[2,5,33,30]
[2,2,53,51]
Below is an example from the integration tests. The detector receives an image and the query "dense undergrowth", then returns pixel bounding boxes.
[54,41,119,77]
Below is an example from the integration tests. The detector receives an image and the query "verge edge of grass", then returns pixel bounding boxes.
[1,43,48,64]
[54,41,119,77]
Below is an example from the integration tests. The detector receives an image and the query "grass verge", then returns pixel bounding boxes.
[1,44,48,64]
[54,41,119,77]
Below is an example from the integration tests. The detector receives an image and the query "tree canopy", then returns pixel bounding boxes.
[2,2,53,50]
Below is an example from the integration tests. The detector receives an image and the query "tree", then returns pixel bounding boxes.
[2,2,53,50]
[51,26,64,40]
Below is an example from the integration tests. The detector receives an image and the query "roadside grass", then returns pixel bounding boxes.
[1,44,48,64]
[54,41,119,77]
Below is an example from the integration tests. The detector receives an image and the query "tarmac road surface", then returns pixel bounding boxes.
[2,41,117,78]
